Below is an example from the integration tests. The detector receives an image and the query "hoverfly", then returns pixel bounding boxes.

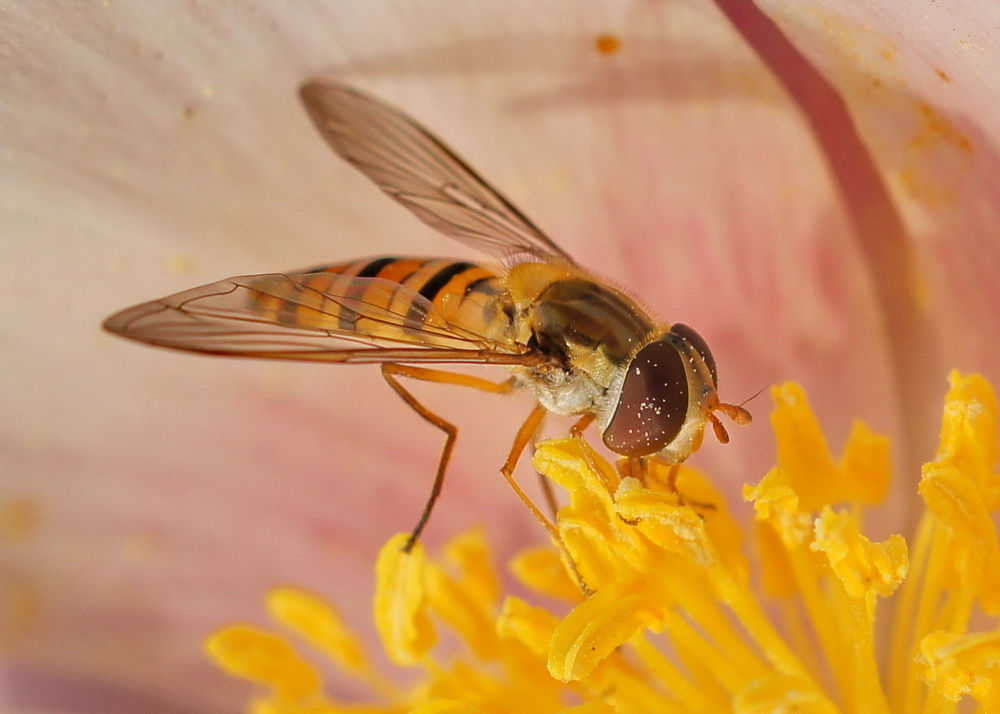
[104,81,751,578]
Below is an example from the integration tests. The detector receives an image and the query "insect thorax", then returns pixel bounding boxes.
[506,264,657,417]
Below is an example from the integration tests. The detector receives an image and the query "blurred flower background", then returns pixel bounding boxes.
[1,2,998,712]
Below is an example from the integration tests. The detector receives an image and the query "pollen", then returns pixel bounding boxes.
[594,34,622,56]
[208,372,1000,713]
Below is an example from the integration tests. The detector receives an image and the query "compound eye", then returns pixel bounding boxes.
[670,322,717,387]
[603,338,688,457]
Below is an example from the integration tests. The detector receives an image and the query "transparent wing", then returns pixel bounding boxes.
[103,271,531,366]
[300,80,577,267]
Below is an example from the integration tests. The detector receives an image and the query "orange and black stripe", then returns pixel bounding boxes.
[264,256,510,347]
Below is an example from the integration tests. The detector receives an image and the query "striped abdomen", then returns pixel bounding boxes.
[251,256,516,350]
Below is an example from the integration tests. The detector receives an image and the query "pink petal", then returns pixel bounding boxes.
[3,2,993,711]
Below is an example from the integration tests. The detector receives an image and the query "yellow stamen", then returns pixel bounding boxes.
[267,587,368,674]
[374,533,437,666]
[916,630,1000,705]
[205,625,321,702]
[207,373,1000,713]
[496,596,559,657]
[548,583,645,681]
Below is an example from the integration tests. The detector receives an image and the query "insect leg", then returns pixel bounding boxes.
[380,364,515,552]
[381,365,590,594]
[537,470,560,521]
[519,411,593,522]
[569,413,596,438]
[527,410,561,521]
[502,404,592,596]
[666,462,680,494]
[665,462,715,511]
[626,456,649,487]
[565,412,620,496]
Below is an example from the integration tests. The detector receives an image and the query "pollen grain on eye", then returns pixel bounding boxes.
[208,372,1000,713]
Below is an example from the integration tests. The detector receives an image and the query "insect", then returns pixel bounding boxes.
[104,80,751,577]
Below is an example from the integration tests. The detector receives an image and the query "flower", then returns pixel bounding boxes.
[4,3,1000,713]
[207,372,1000,712]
